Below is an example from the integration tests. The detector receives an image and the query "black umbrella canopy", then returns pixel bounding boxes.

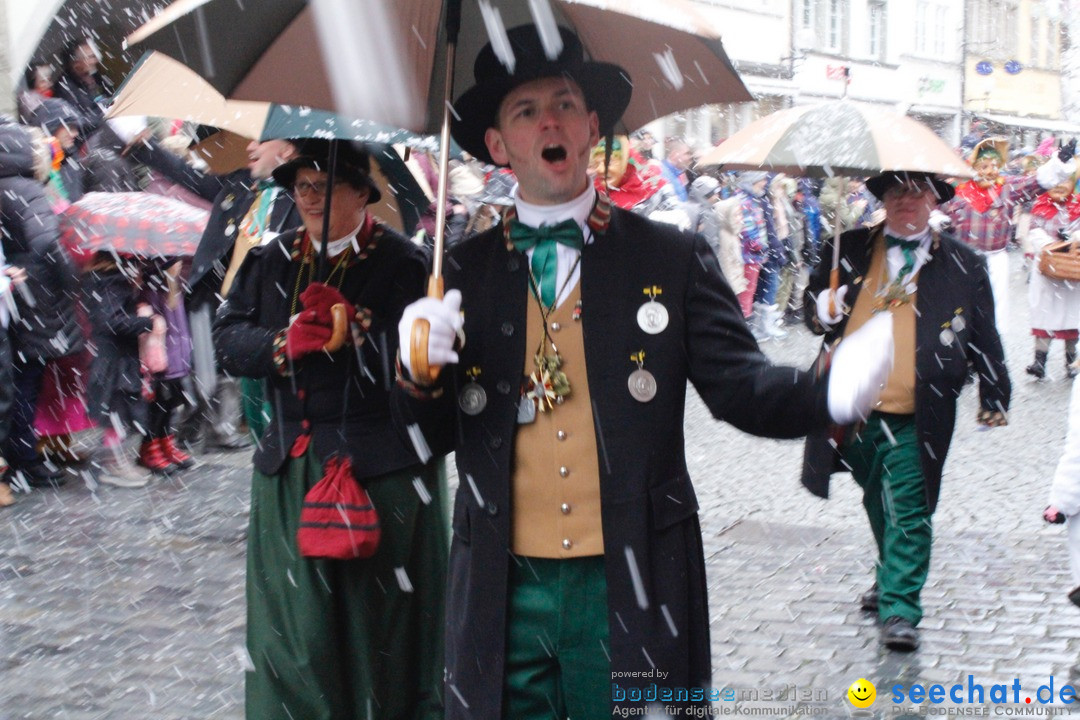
[126,0,751,136]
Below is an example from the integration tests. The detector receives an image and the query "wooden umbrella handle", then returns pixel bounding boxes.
[409,275,445,384]
[322,304,350,352]
[828,267,840,318]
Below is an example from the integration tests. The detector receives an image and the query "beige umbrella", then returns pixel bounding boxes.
[698,100,974,310]
[698,100,973,179]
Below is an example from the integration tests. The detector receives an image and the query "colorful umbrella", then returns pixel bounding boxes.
[60,191,209,259]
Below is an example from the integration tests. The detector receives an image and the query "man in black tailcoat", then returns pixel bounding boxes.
[801,171,1010,652]
[394,24,895,719]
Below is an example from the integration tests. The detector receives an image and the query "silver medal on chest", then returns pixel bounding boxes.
[637,300,669,334]
[458,383,487,415]
[628,369,657,402]
[517,394,537,424]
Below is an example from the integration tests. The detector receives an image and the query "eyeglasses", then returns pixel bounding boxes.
[293,180,329,198]
[883,183,932,200]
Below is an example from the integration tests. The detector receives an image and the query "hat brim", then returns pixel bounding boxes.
[865,172,955,204]
[451,63,631,166]
[272,156,381,205]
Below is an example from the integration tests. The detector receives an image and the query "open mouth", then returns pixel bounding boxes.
[541,145,567,163]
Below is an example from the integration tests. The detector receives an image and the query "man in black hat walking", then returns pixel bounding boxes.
[394,24,895,718]
[802,171,1010,652]
[214,139,445,720]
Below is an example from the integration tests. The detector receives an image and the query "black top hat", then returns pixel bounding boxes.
[272,139,381,204]
[451,24,632,166]
[865,171,955,204]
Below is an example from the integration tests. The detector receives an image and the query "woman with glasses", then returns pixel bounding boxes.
[213,139,446,720]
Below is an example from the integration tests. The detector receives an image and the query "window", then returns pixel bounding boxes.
[1031,13,1042,68]
[824,0,845,52]
[915,0,930,54]
[934,6,948,57]
[1047,19,1060,69]
[800,0,814,31]
[868,1,886,59]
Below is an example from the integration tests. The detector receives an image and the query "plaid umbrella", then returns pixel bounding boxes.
[60,191,209,259]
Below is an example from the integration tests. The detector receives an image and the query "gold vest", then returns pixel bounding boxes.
[844,233,918,415]
[511,281,604,558]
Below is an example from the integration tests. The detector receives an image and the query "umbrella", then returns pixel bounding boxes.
[127,0,752,380]
[124,0,751,136]
[697,100,974,179]
[60,191,209,259]
[105,51,433,235]
[107,51,448,154]
[697,100,974,309]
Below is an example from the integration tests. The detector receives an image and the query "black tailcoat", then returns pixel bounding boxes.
[394,205,831,718]
[800,225,1011,512]
[213,224,428,478]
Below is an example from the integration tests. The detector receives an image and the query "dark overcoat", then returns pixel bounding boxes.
[800,225,1011,512]
[213,224,428,478]
[394,204,832,718]
[0,121,84,362]
[84,267,153,425]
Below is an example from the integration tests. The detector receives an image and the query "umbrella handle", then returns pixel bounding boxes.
[828,268,840,318]
[408,275,446,385]
[322,304,349,353]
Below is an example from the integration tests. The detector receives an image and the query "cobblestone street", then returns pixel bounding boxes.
[3,250,1080,719]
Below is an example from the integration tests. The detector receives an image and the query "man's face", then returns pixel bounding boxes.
[247,139,296,180]
[54,126,78,151]
[973,157,1001,186]
[484,76,599,205]
[589,136,628,186]
[70,44,97,79]
[292,167,369,242]
[883,182,935,235]
[667,143,692,171]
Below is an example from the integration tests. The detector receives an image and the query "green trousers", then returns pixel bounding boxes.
[844,412,932,626]
[504,555,610,719]
[239,377,271,440]
[246,450,448,720]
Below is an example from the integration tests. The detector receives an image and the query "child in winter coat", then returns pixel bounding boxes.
[84,253,156,488]
[138,259,195,474]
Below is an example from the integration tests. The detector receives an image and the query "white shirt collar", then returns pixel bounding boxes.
[513,184,595,240]
[310,218,366,258]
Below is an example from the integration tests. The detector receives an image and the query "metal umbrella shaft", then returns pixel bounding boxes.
[410,0,462,385]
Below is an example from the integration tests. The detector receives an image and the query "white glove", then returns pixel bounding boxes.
[827,311,894,424]
[107,116,148,144]
[1037,155,1078,190]
[815,285,847,328]
[398,289,463,378]
[928,209,952,233]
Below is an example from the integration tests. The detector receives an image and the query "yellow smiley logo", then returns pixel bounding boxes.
[847,678,876,708]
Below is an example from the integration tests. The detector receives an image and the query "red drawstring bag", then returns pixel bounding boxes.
[296,455,381,559]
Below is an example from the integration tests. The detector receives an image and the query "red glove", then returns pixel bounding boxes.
[300,282,356,326]
[286,309,333,360]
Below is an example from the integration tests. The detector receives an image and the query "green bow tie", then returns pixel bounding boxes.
[509,219,584,306]
[886,234,921,281]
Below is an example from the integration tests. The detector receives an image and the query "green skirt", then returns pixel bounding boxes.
[245,449,448,720]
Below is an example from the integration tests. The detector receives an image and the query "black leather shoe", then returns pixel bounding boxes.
[1069,586,1080,608]
[881,616,919,652]
[860,584,879,612]
[17,461,66,488]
